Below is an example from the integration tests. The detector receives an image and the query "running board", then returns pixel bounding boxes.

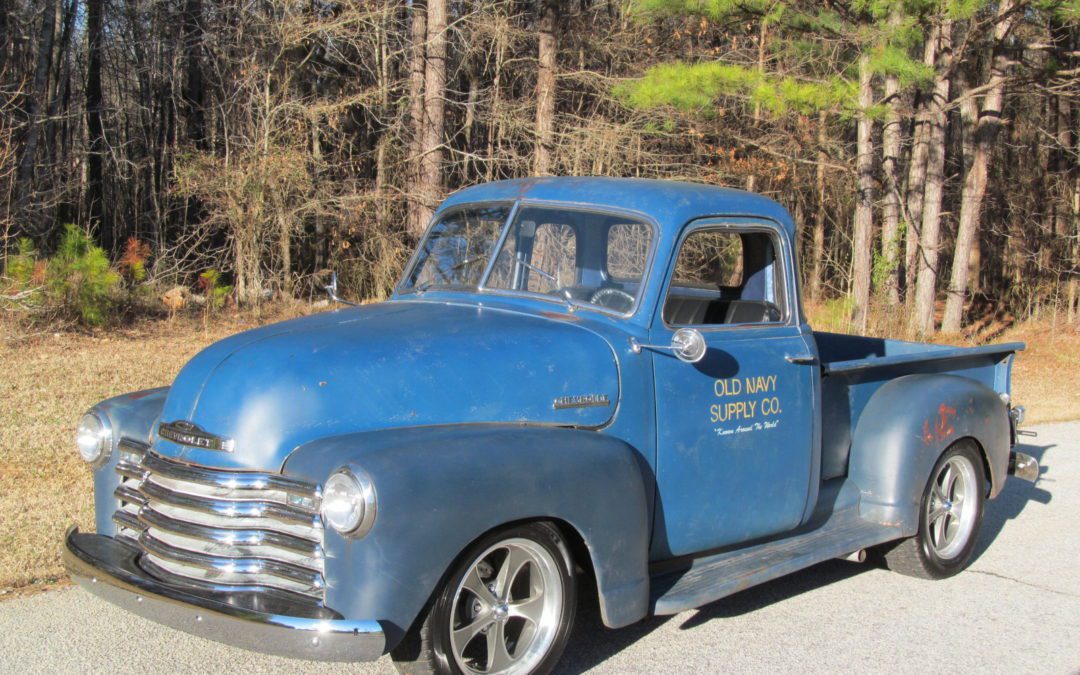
[650,510,902,615]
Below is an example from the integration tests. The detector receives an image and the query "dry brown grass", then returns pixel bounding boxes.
[0,301,1075,595]
[0,304,317,594]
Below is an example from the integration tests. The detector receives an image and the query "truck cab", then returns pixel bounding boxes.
[64,178,1038,675]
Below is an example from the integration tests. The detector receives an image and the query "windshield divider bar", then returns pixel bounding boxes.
[478,200,521,291]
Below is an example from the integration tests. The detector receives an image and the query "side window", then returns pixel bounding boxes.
[664,228,785,326]
[606,222,651,281]
[527,223,577,293]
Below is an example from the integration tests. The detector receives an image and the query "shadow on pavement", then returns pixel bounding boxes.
[556,559,871,674]
[971,439,1054,561]
[556,439,1056,673]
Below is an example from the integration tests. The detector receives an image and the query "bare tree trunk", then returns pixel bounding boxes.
[851,53,875,332]
[406,0,428,235]
[413,0,446,237]
[15,0,57,224]
[942,1,1019,333]
[880,9,903,306]
[86,0,108,250]
[881,71,903,306]
[182,0,205,147]
[809,110,828,302]
[904,26,940,299]
[534,0,558,175]
[913,19,953,335]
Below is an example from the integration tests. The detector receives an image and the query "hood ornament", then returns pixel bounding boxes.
[158,420,235,452]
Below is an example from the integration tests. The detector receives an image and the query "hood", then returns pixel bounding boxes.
[153,301,620,470]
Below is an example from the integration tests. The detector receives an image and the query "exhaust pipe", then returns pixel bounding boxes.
[840,549,866,563]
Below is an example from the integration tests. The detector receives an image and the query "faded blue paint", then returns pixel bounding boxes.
[76,177,1024,657]
[154,302,620,470]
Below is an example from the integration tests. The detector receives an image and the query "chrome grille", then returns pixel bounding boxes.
[111,439,325,600]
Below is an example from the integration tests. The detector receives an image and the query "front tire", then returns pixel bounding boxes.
[392,522,577,675]
[880,440,986,579]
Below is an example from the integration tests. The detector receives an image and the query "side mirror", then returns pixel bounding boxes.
[629,327,707,363]
[324,271,358,307]
[671,328,707,363]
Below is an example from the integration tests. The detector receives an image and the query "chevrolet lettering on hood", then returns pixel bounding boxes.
[552,393,611,410]
[157,420,235,452]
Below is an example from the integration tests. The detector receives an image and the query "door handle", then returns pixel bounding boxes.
[784,353,817,365]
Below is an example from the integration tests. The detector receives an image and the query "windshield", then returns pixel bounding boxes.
[401,204,512,291]
[486,206,653,314]
[402,203,654,315]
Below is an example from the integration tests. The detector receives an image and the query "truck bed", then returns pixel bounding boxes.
[814,332,1023,480]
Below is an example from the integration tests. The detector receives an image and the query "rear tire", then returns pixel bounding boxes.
[880,440,986,579]
[391,521,577,675]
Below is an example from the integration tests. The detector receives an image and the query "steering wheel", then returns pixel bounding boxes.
[589,287,635,313]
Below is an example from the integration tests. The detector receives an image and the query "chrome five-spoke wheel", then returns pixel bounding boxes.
[925,454,979,560]
[391,522,577,675]
[450,538,563,674]
[879,440,986,579]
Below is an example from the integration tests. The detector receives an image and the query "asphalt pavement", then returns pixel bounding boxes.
[1,423,1076,674]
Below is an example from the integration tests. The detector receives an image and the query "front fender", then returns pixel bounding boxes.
[283,424,651,648]
[848,374,1009,535]
[92,388,169,535]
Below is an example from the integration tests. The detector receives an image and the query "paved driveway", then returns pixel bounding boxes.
[1,424,1076,674]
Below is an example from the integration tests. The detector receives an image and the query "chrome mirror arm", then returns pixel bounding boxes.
[325,271,359,307]
[629,328,707,363]
[629,338,674,355]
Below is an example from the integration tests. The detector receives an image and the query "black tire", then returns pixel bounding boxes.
[879,440,986,579]
[391,521,577,675]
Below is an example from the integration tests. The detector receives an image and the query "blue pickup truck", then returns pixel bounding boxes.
[65,178,1038,674]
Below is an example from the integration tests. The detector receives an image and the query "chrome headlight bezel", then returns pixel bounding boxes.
[76,410,113,467]
[321,468,377,537]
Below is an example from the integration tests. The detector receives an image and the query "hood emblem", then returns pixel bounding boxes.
[158,420,235,452]
[553,394,610,410]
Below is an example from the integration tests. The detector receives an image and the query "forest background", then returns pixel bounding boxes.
[1,0,1078,335]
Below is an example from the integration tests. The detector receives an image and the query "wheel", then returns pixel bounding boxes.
[392,522,577,675]
[879,440,986,579]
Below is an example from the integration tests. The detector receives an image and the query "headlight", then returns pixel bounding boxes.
[76,412,112,465]
[321,469,377,537]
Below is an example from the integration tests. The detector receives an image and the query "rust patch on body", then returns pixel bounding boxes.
[540,311,580,322]
[922,403,957,444]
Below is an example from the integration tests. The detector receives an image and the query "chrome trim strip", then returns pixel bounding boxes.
[138,556,323,602]
[140,480,321,529]
[141,453,320,502]
[116,461,147,482]
[118,438,150,455]
[138,531,323,591]
[114,484,147,506]
[112,509,146,533]
[139,506,322,557]
[63,528,384,662]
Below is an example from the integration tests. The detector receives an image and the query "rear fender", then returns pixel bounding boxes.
[283,424,651,648]
[848,374,1009,534]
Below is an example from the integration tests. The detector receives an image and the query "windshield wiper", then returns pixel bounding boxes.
[513,258,584,312]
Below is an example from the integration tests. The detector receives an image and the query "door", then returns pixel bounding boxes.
[650,218,818,558]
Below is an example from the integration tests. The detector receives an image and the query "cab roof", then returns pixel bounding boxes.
[439,177,797,243]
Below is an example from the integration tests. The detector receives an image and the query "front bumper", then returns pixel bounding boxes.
[63,527,385,662]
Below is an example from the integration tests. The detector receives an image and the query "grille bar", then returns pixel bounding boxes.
[111,442,326,602]
[139,506,323,563]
